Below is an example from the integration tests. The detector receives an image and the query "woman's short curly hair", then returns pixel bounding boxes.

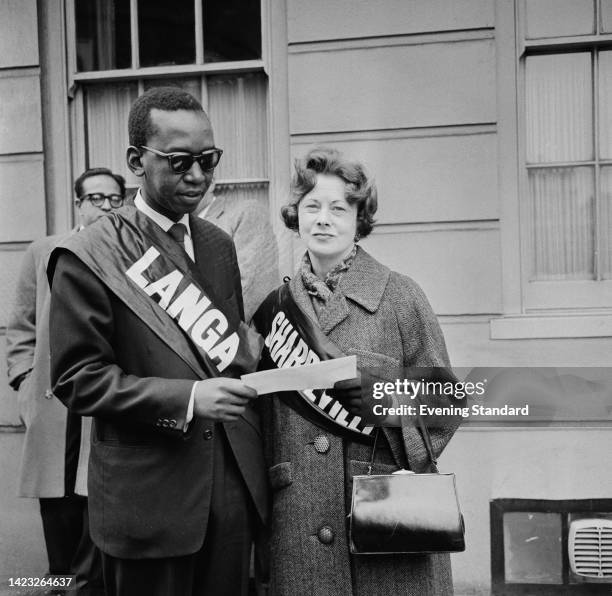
[281,147,378,239]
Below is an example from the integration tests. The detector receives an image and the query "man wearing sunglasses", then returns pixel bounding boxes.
[6,167,126,596]
[47,87,266,596]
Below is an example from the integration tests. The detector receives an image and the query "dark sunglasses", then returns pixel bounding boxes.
[140,145,223,174]
[79,193,125,208]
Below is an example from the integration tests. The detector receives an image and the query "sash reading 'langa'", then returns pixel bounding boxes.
[126,246,237,372]
[48,208,260,380]
[254,284,374,441]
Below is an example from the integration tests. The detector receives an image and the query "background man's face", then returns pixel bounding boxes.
[140,108,215,220]
[77,174,123,227]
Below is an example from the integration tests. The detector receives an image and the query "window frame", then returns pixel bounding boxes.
[520,49,612,310]
[519,1,612,310]
[490,498,612,595]
[63,0,297,263]
[39,0,291,274]
[65,0,271,189]
[66,0,267,81]
[491,0,612,338]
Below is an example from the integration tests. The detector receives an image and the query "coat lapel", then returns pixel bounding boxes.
[290,247,391,335]
[189,215,223,303]
[339,247,390,313]
[289,273,318,323]
[317,292,350,334]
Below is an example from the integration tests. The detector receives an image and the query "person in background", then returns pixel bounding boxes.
[6,166,126,595]
[253,147,461,595]
[198,180,279,322]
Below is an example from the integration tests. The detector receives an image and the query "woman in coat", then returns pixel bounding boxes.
[253,147,461,595]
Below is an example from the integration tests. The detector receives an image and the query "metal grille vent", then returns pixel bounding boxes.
[569,519,612,580]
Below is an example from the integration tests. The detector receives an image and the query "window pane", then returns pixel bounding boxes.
[601,166,612,279]
[602,0,612,33]
[526,53,592,163]
[143,78,202,103]
[600,51,612,160]
[208,73,267,179]
[503,512,562,583]
[525,0,595,38]
[203,0,261,62]
[138,0,195,67]
[75,0,131,72]
[529,167,595,280]
[84,82,139,186]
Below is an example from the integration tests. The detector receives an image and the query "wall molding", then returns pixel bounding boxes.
[291,123,496,144]
[0,66,40,78]
[0,153,43,163]
[372,220,499,235]
[439,314,497,324]
[490,313,612,339]
[0,425,25,433]
[0,243,32,251]
[288,28,494,54]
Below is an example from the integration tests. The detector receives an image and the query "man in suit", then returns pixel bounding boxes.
[48,87,267,596]
[6,167,126,595]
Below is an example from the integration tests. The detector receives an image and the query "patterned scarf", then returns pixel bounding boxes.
[300,245,358,304]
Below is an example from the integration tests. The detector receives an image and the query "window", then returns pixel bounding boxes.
[520,0,612,310]
[67,0,268,208]
[491,498,612,594]
[73,0,261,72]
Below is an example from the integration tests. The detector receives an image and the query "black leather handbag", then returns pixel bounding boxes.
[349,418,465,555]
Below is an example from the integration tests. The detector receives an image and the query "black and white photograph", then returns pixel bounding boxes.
[1,1,612,595]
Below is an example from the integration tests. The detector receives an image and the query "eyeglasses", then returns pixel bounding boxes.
[140,145,223,174]
[79,193,125,208]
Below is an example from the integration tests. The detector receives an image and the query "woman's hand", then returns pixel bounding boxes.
[329,370,363,415]
[330,369,398,424]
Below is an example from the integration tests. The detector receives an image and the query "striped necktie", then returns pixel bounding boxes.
[168,222,187,251]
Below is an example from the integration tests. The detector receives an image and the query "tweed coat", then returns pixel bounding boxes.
[199,192,280,322]
[258,247,459,596]
[6,233,91,497]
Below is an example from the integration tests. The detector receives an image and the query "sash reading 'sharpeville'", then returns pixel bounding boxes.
[48,207,261,380]
[253,284,374,442]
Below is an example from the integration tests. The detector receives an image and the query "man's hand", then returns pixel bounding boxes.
[193,378,257,422]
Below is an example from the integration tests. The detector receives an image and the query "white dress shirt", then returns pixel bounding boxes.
[134,191,195,261]
[134,190,198,427]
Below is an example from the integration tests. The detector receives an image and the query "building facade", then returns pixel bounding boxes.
[1,1,611,593]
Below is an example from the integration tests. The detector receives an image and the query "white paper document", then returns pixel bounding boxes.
[241,355,357,395]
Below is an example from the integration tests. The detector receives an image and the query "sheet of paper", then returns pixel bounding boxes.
[241,355,357,395]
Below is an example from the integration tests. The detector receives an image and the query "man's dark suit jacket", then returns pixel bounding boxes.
[48,215,267,559]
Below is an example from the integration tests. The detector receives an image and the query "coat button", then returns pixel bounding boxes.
[317,526,334,544]
[169,419,177,428]
[203,429,213,440]
[44,389,54,399]
[313,435,330,454]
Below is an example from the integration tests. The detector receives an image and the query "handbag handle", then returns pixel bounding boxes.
[368,403,439,474]
[414,403,439,473]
